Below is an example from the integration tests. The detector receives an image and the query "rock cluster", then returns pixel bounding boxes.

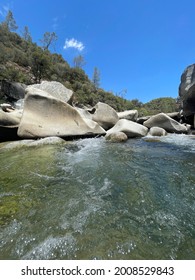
[0,80,193,143]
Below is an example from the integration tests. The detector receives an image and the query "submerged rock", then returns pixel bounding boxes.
[1,136,66,150]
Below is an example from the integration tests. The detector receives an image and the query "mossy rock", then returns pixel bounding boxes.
[0,194,35,226]
[0,196,20,226]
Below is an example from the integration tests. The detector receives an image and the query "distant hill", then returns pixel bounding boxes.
[0,18,178,115]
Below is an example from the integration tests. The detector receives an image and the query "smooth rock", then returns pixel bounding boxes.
[166,112,181,120]
[106,119,148,138]
[18,88,106,138]
[143,113,188,133]
[90,102,119,130]
[117,110,138,122]
[105,131,128,142]
[0,109,23,126]
[75,107,92,120]
[137,115,151,124]
[27,81,73,104]
[148,127,167,136]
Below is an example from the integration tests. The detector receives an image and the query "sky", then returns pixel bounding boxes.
[0,0,195,103]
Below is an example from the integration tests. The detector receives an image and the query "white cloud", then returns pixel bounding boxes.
[63,38,85,51]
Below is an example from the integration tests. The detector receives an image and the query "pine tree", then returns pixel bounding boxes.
[92,67,100,89]
[22,26,32,42]
[73,55,86,68]
[3,10,18,32]
[40,32,57,50]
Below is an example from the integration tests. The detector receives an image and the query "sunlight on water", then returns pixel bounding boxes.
[0,135,195,259]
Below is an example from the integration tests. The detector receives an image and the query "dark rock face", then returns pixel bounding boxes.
[1,80,27,102]
[179,64,195,117]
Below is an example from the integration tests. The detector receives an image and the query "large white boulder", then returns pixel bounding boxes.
[143,113,188,133]
[106,119,148,138]
[117,110,138,121]
[18,88,105,138]
[27,81,73,104]
[90,102,119,130]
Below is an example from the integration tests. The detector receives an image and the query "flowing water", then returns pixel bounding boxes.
[0,135,195,260]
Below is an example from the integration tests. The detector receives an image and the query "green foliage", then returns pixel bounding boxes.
[30,49,52,83]
[141,97,178,116]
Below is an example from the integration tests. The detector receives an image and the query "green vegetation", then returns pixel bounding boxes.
[0,10,178,114]
[139,97,179,116]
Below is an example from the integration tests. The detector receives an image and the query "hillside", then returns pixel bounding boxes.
[0,14,178,115]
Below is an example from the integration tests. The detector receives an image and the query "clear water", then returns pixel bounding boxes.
[0,135,195,260]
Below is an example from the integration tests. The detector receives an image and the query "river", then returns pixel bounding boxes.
[0,134,195,259]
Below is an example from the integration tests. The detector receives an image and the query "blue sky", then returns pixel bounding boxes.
[0,0,195,103]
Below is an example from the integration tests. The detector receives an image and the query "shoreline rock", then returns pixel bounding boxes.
[1,78,195,144]
[143,113,188,133]
[106,119,148,138]
[18,87,106,138]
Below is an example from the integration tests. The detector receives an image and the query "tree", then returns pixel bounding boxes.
[131,98,143,108]
[2,10,18,32]
[40,32,57,50]
[31,49,51,83]
[92,67,100,89]
[73,55,86,68]
[22,26,32,42]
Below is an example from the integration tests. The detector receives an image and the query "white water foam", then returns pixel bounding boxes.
[60,177,113,234]
[22,234,76,260]
[0,219,21,249]
[65,137,104,164]
[146,134,195,151]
